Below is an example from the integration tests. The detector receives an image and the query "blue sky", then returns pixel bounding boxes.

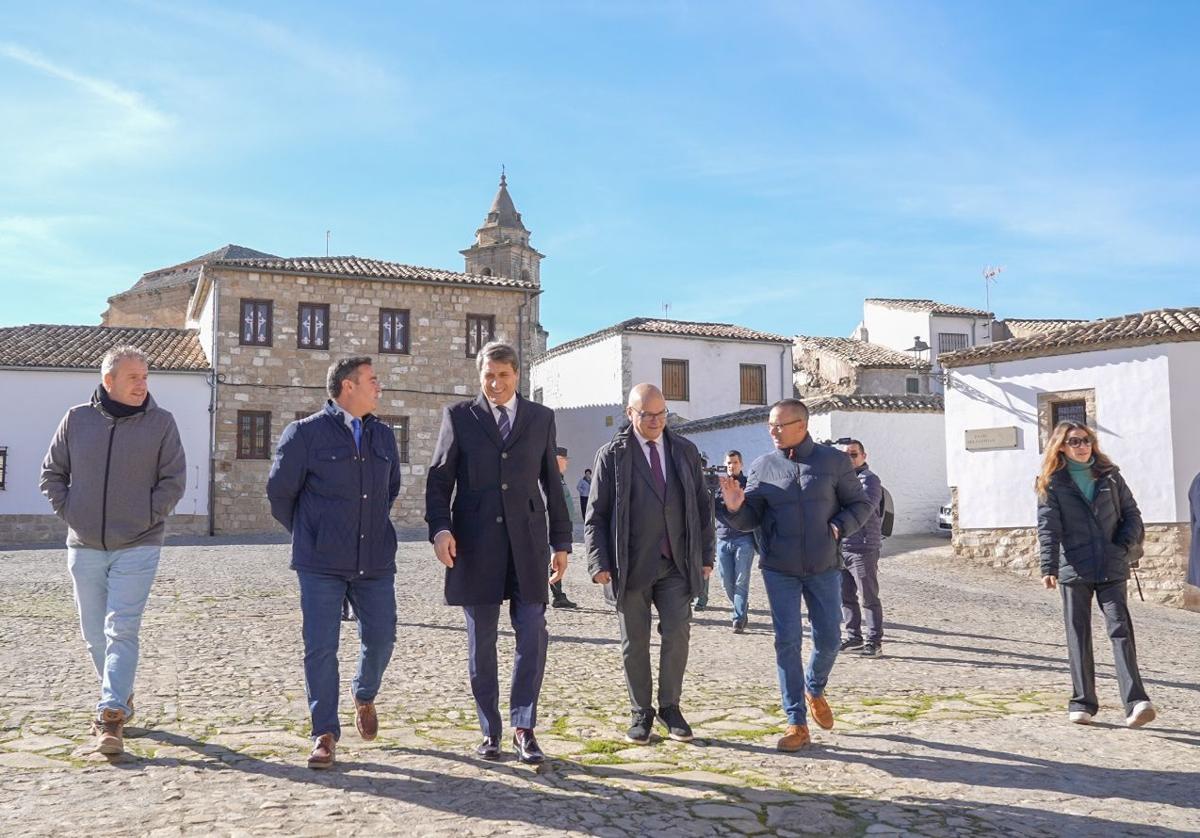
[2,1,1197,342]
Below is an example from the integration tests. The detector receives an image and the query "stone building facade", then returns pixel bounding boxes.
[2,175,550,542]
[195,261,535,532]
[793,335,932,397]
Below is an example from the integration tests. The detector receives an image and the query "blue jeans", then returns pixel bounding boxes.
[717,537,755,623]
[297,571,397,740]
[761,566,842,726]
[68,545,161,717]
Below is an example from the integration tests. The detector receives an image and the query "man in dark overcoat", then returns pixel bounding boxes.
[586,383,715,745]
[425,342,572,764]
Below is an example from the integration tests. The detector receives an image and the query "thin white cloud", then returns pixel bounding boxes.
[0,43,171,130]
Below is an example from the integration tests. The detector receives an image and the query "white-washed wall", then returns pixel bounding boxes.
[0,369,211,517]
[946,345,1180,529]
[531,334,624,409]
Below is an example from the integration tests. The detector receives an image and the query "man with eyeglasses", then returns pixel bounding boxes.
[838,440,885,658]
[586,383,715,746]
[719,398,873,752]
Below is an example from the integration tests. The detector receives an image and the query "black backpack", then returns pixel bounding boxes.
[879,485,894,538]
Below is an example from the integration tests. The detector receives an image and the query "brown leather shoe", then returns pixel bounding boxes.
[95,708,125,755]
[806,692,834,730]
[307,733,336,769]
[352,693,378,741]
[777,724,811,752]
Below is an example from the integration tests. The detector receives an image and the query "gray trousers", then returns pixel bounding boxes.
[841,548,883,643]
[1061,579,1150,715]
[616,556,691,711]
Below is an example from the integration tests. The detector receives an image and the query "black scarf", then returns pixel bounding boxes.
[96,385,148,419]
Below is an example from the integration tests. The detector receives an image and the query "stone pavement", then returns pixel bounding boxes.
[1,534,1198,837]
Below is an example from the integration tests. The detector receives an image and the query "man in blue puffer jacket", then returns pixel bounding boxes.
[719,399,873,753]
[268,357,402,769]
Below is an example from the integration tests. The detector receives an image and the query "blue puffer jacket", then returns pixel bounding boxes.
[720,435,874,578]
[267,402,402,578]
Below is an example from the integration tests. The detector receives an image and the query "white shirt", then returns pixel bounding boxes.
[487,392,518,430]
[632,427,668,469]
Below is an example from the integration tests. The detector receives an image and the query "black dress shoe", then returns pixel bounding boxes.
[475,736,501,761]
[551,596,578,609]
[512,728,544,764]
[658,705,694,742]
[625,709,655,744]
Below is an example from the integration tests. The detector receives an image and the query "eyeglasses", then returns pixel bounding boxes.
[846,450,865,459]
[768,419,805,431]
[631,409,669,422]
[1065,437,1092,448]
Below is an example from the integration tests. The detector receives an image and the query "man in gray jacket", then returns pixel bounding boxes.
[586,384,715,746]
[40,346,186,755]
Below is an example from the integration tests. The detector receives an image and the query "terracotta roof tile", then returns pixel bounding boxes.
[795,336,929,369]
[674,394,944,434]
[0,325,209,371]
[537,317,791,361]
[113,244,280,299]
[211,256,537,289]
[995,318,1088,340]
[865,298,993,318]
[941,307,1200,367]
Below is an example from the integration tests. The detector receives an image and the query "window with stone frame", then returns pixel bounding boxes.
[377,415,410,463]
[379,308,410,354]
[237,411,272,459]
[662,359,689,401]
[0,446,7,490]
[739,363,767,405]
[240,299,273,346]
[1036,389,1096,451]
[466,314,495,359]
[297,303,330,350]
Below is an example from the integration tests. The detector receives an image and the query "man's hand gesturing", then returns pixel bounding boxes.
[718,475,745,512]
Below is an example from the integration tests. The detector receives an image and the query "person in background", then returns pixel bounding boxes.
[839,440,885,658]
[551,447,579,609]
[712,450,756,633]
[577,468,592,519]
[1036,421,1155,728]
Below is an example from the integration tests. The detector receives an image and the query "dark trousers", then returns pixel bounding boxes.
[462,576,548,738]
[579,496,588,518]
[297,571,397,740]
[616,556,691,711]
[1061,579,1150,715]
[841,548,883,643]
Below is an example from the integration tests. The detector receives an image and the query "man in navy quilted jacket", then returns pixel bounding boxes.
[268,357,402,769]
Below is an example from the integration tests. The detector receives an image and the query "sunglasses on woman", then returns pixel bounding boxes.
[1064,436,1092,448]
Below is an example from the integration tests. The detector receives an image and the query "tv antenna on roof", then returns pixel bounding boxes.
[325,230,331,257]
[983,265,1004,313]
[662,302,671,318]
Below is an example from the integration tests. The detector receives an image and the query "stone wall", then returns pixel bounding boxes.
[102,285,194,329]
[208,269,528,533]
[0,514,209,548]
[953,517,1196,610]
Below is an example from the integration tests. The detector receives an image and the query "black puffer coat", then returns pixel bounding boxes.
[1037,464,1143,585]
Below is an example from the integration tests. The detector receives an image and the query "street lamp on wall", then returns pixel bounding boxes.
[905,336,951,387]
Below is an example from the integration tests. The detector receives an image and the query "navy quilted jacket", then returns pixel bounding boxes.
[267,402,402,578]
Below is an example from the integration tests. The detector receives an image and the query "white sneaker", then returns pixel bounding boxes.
[1125,701,1156,728]
[1068,711,1093,725]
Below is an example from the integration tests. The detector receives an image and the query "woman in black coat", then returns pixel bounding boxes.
[1036,421,1155,728]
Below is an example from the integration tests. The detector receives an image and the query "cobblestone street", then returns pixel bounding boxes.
[1,534,1197,837]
